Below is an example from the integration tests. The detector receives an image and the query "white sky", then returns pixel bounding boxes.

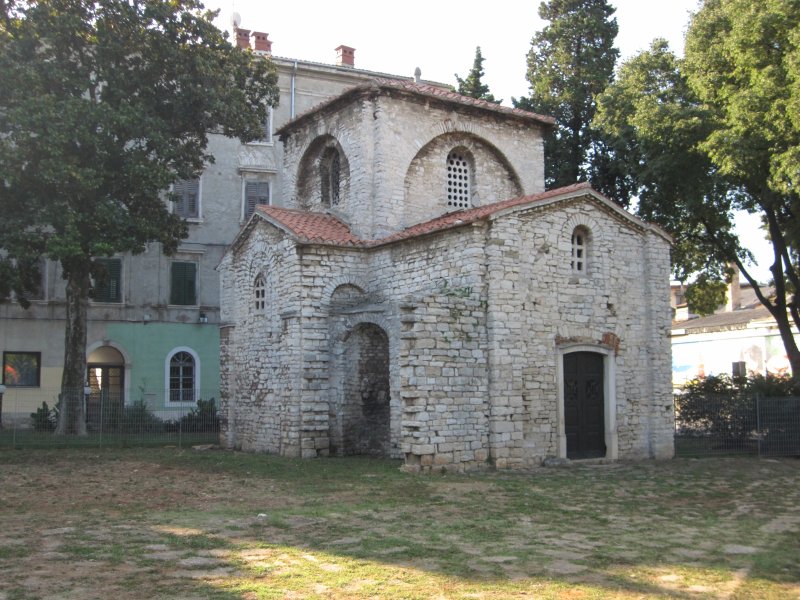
[204,0,772,282]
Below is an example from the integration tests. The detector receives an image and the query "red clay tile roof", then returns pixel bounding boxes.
[255,206,362,246]
[277,78,555,137]
[255,182,639,248]
[370,78,556,126]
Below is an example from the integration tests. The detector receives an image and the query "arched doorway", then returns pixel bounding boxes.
[563,351,606,459]
[87,346,125,432]
[336,323,391,456]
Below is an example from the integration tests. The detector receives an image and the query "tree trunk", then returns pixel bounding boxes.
[55,267,90,436]
[776,313,800,377]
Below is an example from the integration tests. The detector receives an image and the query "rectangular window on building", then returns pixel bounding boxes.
[170,261,197,305]
[2,351,41,387]
[173,179,200,219]
[93,258,122,303]
[262,107,273,143]
[244,180,270,219]
[17,257,45,302]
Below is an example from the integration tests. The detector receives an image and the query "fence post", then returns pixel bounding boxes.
[756,393,762,457]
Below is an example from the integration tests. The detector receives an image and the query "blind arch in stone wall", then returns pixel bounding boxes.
[294,134,351,211]
[403,132,522,227]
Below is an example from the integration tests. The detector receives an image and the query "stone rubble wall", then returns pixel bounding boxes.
[219,225,304,455]
[219,195,674,470]
[280,92,545,240]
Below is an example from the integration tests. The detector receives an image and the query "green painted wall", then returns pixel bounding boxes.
[106,322,220,408]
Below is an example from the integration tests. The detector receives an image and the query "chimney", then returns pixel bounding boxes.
[725,264,741,312]
[252,31,272,53]
[235,27,251,50]
[335,45,355,67]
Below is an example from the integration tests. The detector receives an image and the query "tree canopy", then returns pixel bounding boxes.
[515,0,619,191]
[594,0,800,374]
[454,46,501,103]
[0,0,279,433]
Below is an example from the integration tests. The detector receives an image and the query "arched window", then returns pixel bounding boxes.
[320,147,341,207]
[165,347,200,405]
[571,227,589,274]
[446,149,472,209]
[254,273,266,312]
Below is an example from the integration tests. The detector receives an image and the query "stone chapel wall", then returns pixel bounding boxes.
[483,200,674,466]
[220,225,304,455]
[280,91,546,240]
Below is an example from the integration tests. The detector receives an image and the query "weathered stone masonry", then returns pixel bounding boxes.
[218,79,674,471]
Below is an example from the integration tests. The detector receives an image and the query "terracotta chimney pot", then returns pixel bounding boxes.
[253,31,272,53]
[235,27,251,50]
[335,45,355,67]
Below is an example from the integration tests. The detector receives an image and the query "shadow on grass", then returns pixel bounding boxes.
[1,448,798,598]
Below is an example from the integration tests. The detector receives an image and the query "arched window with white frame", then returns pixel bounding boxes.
[571,226,590,274]
[165,347,200,405]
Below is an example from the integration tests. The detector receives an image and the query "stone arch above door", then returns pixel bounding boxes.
[332,322,391,457]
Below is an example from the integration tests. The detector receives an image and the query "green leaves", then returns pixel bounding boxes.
[454,46,501,103]
[0,0,279,302]
[518,0,619,189]
[593,1,800,373]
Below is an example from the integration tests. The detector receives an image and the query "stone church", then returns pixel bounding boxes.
[218,78,674,472]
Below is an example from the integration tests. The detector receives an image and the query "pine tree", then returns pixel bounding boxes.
[515,0,618,189]
[455,47,501,103]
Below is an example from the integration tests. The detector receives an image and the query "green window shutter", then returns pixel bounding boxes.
[174,179,199,218]
[245,181,269,218]
[171,262,197,305]
[94,258,122,303]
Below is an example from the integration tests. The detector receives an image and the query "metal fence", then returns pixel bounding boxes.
[675,393,800,457]
[0,387,220,449]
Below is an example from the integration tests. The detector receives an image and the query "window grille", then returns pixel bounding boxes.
[446,151,471,209]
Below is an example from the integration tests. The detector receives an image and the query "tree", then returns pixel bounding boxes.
[515,0,619,191]
[594,0,800,375]
[0,0,279,434]
[455,46,501,103]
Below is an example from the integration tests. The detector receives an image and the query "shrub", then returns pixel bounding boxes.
[676,373,800,451]
[30,401,57,432]
[119,400,165,434]
[178,398,219,433]
[676,374,755,439]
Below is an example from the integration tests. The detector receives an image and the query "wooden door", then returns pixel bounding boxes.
[564,352,605,459]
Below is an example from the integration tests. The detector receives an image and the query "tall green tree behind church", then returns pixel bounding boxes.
[455,46,501,103]
[515,0,618,193]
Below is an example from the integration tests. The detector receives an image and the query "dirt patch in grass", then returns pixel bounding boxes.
[1,448,799,599]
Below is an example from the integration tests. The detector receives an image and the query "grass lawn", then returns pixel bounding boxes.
[0,448,797,599]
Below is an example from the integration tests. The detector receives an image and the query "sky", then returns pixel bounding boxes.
[203,0,772,282]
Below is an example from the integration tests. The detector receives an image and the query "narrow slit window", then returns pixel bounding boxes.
[571,227,588,274]
[254,273,266,312]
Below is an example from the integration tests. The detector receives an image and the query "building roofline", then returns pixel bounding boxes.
[223,183,672,255]
[276,78,556,139]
